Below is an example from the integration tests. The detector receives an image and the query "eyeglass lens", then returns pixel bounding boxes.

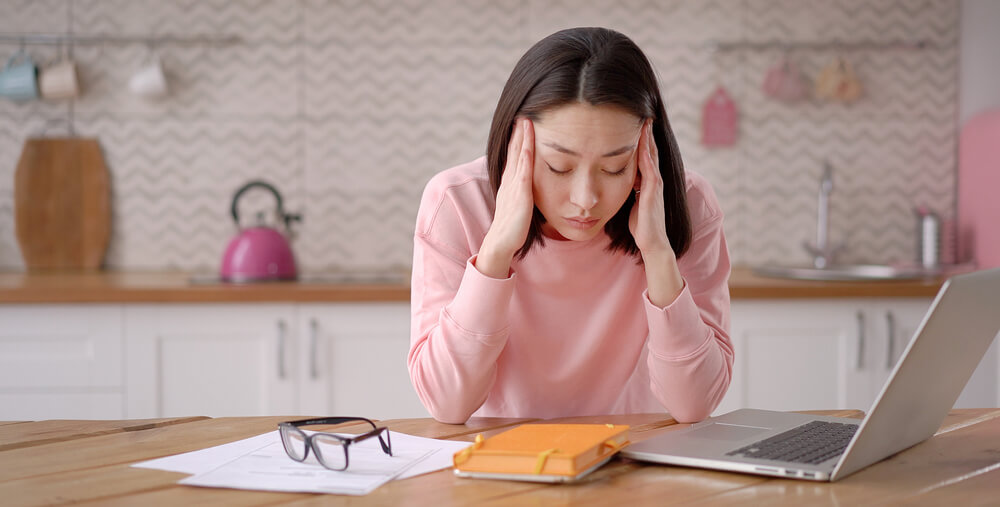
[280,426,308,461]
[313,434,348,470]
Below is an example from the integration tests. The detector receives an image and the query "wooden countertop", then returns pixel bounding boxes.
[0,266,946,304]
[727,266,946,299]
[0,271,412,303]
[2,409,998,505]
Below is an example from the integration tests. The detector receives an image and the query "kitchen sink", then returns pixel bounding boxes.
[752,264,942,281]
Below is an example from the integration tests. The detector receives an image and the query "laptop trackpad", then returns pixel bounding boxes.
[690,423,770,441]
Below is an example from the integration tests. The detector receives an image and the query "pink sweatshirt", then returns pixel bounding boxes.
[408,157,733,424]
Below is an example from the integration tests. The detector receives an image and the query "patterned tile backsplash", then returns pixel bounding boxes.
[0,0,959,272]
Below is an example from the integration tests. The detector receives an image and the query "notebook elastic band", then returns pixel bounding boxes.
[534,448,559,474]
[453,433,485,466]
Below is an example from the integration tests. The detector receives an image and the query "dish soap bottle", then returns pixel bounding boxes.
[916,206,941,270]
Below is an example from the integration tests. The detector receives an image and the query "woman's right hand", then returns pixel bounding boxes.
[476,117,535,279]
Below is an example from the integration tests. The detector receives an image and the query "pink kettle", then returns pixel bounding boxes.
[220,180,301,282]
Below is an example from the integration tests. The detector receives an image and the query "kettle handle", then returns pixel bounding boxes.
[230,180,287,228]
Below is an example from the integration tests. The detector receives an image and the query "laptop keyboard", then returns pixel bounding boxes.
[726,420,859,465]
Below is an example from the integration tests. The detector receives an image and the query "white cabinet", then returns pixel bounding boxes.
[124,302,427,420]
[125,304,298,418]
[6,297,991,421]
[0,305,125,420]
[717,300,867,414]
[298,304,429,420]
[715,298,998,415]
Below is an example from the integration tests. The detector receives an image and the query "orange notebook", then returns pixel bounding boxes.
[453,423,631,482]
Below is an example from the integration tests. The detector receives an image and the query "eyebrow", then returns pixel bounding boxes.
[541,142,635,158]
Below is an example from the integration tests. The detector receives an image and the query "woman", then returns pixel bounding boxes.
[408,27,732,424]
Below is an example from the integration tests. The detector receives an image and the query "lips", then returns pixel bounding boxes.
[565,217,600,229]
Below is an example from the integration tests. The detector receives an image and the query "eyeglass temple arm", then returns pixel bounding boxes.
[285,416,377,429]
[353,426,393,456]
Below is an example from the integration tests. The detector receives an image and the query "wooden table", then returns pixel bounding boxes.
[2,409,998,506]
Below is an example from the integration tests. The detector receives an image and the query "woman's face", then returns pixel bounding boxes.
[530,102,643,241]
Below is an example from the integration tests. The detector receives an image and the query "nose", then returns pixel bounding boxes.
[568,170,599,212]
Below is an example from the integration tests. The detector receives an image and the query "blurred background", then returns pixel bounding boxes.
[0,0,996,275]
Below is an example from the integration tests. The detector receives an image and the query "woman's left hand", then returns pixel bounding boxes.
[629,120,672,257]
[630,120,685,307]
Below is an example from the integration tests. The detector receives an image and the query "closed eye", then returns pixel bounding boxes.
[546,163,571,175]
[546,163,629,175]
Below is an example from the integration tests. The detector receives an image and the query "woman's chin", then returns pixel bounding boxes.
[542,223,600,242]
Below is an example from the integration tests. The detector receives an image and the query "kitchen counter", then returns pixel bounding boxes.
[3,409,999,505]
[727,266,946,299]
[0,266,946,303]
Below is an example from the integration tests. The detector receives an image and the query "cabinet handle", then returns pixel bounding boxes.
[856,311,865,370]
[310,318,319,380]
[886,311,896,370]
[277,320,287,380]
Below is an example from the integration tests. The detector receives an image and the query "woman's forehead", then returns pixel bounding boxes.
[533,103,641,157]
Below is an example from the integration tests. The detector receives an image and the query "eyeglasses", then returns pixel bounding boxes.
[278,416,393,471]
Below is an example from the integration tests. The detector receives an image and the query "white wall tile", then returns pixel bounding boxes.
[0,0,961,271]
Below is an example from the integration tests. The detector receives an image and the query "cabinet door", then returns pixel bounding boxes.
[869,299,932,402]
[718,300,872,414]
[125,304,297,418]
[874,298,999,409]
[298,303,429,420]
[0,305,124,420]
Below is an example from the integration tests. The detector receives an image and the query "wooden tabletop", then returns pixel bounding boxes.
[2,409,998,506]
[0,266,945,303]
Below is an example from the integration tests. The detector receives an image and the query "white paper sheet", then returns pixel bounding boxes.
[132,430,472,495]
[133,431,280,475]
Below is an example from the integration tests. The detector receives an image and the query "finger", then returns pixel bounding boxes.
[632,125,644,192]
[520,118,534,183]
[510,118,524,160]
[646,121,658,163]
[641,121,661,194]
[636,120,654,191]
[502,119,524,186]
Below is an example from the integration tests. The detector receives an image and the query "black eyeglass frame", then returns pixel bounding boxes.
[277,416,393,471]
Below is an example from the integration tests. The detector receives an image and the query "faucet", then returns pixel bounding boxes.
[803,161,845,269]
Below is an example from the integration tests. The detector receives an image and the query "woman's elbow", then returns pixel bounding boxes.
[429,409,472,425]
[419,393,475,424]
[409,374,473,424]
[668,406,714,424]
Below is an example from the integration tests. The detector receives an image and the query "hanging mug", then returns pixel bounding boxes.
[129,52,168,99]
[39,56,80,100]
[0,50,39,101]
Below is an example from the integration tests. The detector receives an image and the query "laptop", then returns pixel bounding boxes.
[621,267,1000,481]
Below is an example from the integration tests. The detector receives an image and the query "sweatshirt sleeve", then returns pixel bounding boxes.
[644,178,734,423]
[407,171,514,424]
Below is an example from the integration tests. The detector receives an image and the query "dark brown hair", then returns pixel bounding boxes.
[486,27,691,260]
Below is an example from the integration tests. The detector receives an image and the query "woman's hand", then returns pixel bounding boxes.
[477,118,535,279]
[630,120,685,307]
[629,120,671,256]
